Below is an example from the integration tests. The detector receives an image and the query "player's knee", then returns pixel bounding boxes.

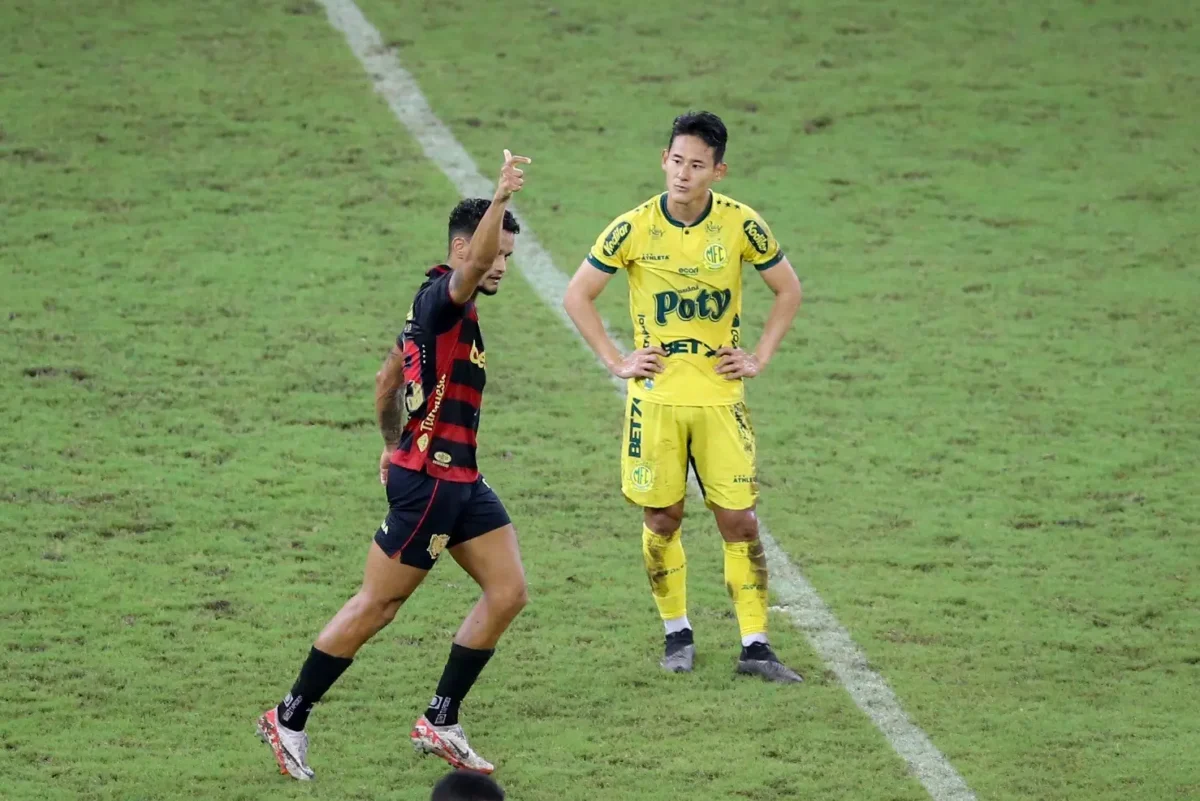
[490,579,528,619]
[718,510,759,542]
[644,506,683,536]
[352,590,409,629]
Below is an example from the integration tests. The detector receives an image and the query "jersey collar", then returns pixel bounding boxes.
[426,263,452,277]
[659,191,714,229]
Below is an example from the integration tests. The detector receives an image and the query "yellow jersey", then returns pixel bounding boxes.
[587,191,784,406]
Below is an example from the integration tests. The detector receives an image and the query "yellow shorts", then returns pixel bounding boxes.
[620,396,758,511]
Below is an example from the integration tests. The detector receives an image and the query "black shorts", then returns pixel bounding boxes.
[374,466,511,570]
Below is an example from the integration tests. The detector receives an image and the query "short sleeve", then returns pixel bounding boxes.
[399,271,465,344]
[586,215,636,273]
[740,211,784,271]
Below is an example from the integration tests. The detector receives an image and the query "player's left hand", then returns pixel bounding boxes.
[714,347,762,380]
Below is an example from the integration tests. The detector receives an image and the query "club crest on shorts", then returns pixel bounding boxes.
[427,533,451,560]
[630,464,654,492]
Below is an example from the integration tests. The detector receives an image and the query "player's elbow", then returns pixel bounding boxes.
[562,281,586,317]
[563,277,599,317]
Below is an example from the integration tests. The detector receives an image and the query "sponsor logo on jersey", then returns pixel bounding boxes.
[603,221,633,257]
[653,287,733,325]
[744,219,770,255]
[419,374,448,434]
[662,338,719,357]
[405,381,425,413]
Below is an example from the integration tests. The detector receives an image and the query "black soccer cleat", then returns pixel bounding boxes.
[736,642,803,683]
[660,629,695,673]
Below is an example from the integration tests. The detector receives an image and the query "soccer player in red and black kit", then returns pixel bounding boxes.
[257,150,532,780]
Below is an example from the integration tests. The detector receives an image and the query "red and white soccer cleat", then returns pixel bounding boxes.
[256,707,315,781]
[410,715,495,774]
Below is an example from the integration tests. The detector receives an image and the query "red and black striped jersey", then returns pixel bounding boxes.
[390,265,487,483]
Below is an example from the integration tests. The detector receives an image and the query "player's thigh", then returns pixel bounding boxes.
[360,540,430,604]
[373,466,470,571]
[448,478,524,595]
[689,401,758,511]
[621,395,688,509]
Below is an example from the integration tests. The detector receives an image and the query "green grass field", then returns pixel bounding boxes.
[2,1,1198,799]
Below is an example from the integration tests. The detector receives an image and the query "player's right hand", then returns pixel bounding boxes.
[495,149,531,202]
[610,346,667,379]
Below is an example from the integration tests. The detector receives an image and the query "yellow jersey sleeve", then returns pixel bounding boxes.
[587,214,637,273]
[740,208,785,271]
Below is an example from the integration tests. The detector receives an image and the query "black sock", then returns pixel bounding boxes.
[277,647,353,731]
[425,643,494,727]
[742,642,773,661]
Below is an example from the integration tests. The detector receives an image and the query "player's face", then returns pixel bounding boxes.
[662,135,726,205]
[477,230,515,297]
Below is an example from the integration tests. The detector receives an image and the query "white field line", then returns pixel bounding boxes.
[315,3,978,799]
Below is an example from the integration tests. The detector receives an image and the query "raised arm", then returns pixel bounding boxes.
[448,149,531,304]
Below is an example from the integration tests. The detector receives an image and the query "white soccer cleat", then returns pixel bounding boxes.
[410,715,495,774]
[256,707,315,781]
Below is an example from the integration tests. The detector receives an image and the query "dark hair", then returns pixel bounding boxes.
[430,770,505,801]
[447,198,520,250]
[668,110,728,164]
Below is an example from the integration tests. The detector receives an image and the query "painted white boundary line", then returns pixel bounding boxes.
[316,3,977,798]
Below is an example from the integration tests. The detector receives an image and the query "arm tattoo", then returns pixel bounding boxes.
[379,392,404,447]
[377,349,405,447]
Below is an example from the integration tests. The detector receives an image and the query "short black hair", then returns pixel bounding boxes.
[447,198,520,250]
[668,110,728,164]
[430,770,505,801]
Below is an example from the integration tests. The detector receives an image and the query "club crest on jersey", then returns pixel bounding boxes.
[703,243,728,271]
[433,451,452,466]
[630,464,654,492]
[744,219,770,255]
[603,221,633,257]
[427,533,451,560]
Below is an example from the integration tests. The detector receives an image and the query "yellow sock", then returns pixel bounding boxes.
[642,525,687,621]
[724,539,768,639]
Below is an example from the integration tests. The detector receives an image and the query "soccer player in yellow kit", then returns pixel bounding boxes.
[564,112,805,682]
